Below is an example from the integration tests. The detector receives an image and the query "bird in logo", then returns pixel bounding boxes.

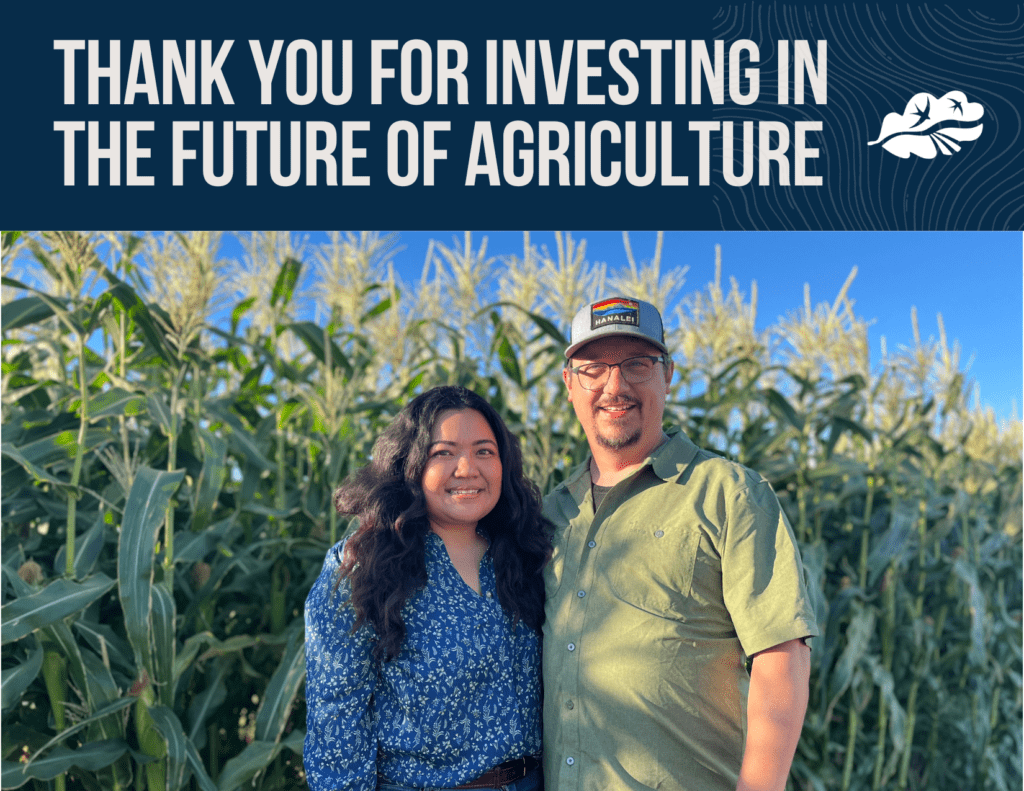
[909,97,932,128]
[948,96,964,115]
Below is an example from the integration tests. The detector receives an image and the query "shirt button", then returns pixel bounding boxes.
[565,700,574,710]
[485,592,493,598]
[588,540,596,548]
[654,530,664,537]
[567,643,576,651]
[566,757,575,766]
[577,590,586,598]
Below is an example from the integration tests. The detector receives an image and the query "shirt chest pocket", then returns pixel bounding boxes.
[604,519,701,619]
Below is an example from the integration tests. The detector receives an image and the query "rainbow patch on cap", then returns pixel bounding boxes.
[591,298,640,329]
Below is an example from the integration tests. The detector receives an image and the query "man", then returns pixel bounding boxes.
[543,296,819,791]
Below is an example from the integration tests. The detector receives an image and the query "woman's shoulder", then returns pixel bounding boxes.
[304,538,378,658]
[320,534,362,572]
[330,535,352,565]
[307,538,354,612]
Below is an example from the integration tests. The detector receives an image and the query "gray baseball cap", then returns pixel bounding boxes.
[565,296,668,359]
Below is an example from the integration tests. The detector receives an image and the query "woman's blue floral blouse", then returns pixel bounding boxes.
[303,533,542,791]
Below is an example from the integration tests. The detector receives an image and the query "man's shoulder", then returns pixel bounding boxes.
[660,429,768,493]
[679,443,789,526]
[691,445,767,490]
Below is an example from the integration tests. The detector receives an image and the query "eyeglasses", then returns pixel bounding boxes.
[568,355,667,391]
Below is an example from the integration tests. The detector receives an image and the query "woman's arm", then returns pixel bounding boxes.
[304,543,379,791]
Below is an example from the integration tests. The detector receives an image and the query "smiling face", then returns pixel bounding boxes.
[421,409,503,535]
[563,335,673,459]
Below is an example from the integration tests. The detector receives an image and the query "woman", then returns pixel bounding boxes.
[304,386,550,791]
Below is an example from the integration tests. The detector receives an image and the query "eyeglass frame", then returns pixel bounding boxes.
[566,354,670,391]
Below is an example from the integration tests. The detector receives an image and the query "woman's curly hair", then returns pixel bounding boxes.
[334,385,551,661]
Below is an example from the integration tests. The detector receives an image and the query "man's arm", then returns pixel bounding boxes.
[736,638,811,791]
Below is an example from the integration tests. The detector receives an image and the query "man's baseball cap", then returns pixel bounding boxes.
[565,297,668,359]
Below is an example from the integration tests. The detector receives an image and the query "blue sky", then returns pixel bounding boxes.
[223,231,1022,423]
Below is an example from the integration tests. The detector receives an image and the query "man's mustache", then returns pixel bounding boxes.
[594,396,640,409]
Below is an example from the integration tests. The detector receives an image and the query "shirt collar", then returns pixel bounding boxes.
[650,428,700,480]
[560,427,700,504]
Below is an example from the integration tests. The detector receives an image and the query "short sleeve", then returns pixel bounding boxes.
[303,541,379,791]
[720,482,820,658]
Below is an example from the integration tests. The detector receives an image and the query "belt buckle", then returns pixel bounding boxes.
[504,758,526,784]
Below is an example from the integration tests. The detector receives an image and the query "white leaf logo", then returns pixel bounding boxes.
[868,91,984,159]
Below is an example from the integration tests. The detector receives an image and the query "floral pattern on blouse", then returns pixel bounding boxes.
[303,533,542,791]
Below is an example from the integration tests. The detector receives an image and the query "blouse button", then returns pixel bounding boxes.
[567,643,576,651]
[485,592,493,598]
[577,590,586,598]
[654,530,664,537]
[588,540,596,548]
[566,757,575,766]
[565,700,574,710]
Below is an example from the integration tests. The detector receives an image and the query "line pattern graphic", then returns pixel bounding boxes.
[708,4,1024,230]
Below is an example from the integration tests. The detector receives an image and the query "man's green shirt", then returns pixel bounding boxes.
[542,429,819,791]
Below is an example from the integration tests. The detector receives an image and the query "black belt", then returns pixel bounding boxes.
[378,755,541,790]
[456,755,540,789]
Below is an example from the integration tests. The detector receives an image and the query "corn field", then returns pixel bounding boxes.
[1,230,1020,791]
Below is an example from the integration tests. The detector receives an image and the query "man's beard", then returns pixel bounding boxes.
[593,397,641,449]
[596,427,642,449]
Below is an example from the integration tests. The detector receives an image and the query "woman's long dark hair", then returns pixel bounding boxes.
[334,385,551,661]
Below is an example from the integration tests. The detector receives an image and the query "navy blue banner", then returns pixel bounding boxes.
[3,2,1022,229]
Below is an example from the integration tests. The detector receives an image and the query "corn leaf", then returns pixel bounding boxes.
[497,335,523,388]
[97,270,174,360]
[14,426,112,468]
[2,739,130,788]
[184,737,219,791]
[1,637,43,711]
[215,730,303,791]
[53,514,106,580]
[72,619,135,675]
[117,468,184,673]
[1,574,116,645]
[206,403,274,471]
[146,705,192,791]
[269,257,302,309]
[254,624,306,744]
[151,583,177,707]
[952,556,988,666]
[762,388,805,431]
[1,296,56,331]
[79,651,124,742]
[285,321,353,377]
[187,660,229,750]
[26,698,137,763]
[0,443,70,489]
[192,429,227,532]
[85,388,146,419]
[230,295,257,335]
[826,606,876,720]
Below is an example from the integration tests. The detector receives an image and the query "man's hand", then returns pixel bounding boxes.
[736,638,811,791]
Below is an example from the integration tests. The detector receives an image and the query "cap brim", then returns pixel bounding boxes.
[565,325,669,358]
